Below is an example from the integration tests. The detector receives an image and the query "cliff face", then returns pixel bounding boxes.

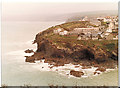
[25,21,118,68]
[25,32,118,68]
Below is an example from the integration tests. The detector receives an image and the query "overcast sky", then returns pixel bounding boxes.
[2,2,118,21]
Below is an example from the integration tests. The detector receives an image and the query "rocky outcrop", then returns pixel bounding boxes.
[25,49,34,53]
[95,67,106,72]
[25,35,118,68]
[70,70,84,77]
[25,22,118,69]
[94,71,100,75]
[25,56,35,63]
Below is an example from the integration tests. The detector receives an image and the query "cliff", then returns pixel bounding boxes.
[25,21,118,69]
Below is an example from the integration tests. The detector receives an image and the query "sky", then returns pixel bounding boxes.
[2,1,118,21]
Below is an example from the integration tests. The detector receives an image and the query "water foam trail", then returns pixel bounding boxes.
[6,40,37,56]
[30,60,117,79]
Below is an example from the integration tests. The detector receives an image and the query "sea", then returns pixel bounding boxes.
[1,21,118,86]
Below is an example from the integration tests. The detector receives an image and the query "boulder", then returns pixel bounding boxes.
[70,70,84,77]
[95,67,106,72]
[25,49,34,53]
[25,56,35,63]
[82,66,91,69]
[94,71,100,75]
[75,66,79,68]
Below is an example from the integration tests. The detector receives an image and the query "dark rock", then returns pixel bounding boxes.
[94,71,100,75]
[25,56,35,63]
[24,30,118,69]
[82,66,91,69]
[75,66,79,68]
[70,70,84,77]
[93,64,99,67]
[54,63,64,67]
[25,49,34,53]
[95,67,106,72]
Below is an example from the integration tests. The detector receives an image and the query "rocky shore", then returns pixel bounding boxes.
[25,37,118,67]
[24,22,118,78]
[24,37,118,77]
[25,59,116,78]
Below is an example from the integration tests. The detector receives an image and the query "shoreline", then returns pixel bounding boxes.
[24,40,118,78]
[28,59,117,78]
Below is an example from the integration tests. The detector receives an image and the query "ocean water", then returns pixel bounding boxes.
[2,21,118,86]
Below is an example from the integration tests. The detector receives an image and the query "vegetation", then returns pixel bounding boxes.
[40,21,95,37]
[33,21,118,64]
[105,43,116,51]
[44,33,118,52]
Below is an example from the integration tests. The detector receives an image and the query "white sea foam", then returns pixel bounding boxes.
[6,50,34,57]
[6,39,117,79]
[6,40,37,56]
[25,40,37,51]
[31,60,117,78]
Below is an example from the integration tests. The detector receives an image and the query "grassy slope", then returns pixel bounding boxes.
[45,34,118,52]
[38,21,118,53]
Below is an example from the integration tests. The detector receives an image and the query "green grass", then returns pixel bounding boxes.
[39,21,118,52]
[46,33,118,52]
[41,21,92,36]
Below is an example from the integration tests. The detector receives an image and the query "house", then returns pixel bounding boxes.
[59,30,68,35]
[77,32,100,40]
[77,33,86,40]
[104,16,112,22]
[106,21,115,33]
[53,28,68,35]
[91,33,98,40]
[53,28,62,34]
[77,31,104,40]
[113,35,118,40]
[82,16,89,21]
[70,27,99,35]
[97,17,104,22]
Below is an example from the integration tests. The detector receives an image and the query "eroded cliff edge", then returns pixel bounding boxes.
[25,21,118,69]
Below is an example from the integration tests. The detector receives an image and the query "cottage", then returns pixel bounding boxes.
[53,28,62,34]
[104,16,112,22]
[77,33,86,40]
[105,22,114,33]
[59,30,68,35]
[71,27,99,35]
[97,17,104,22]
[97,17,112,23]
[91,33,98,40]
[78,32,98,40]
[53,28,68,35]
[82,16,89,21]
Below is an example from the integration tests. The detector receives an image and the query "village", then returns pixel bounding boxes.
[53,16,118,40]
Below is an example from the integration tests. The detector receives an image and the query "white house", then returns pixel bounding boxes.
[53,28,62,34]
[113,35,118,40]
[82,16,89,21]
[97,17,112,23]
[106,22,115,33]
[59,30,68,35]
